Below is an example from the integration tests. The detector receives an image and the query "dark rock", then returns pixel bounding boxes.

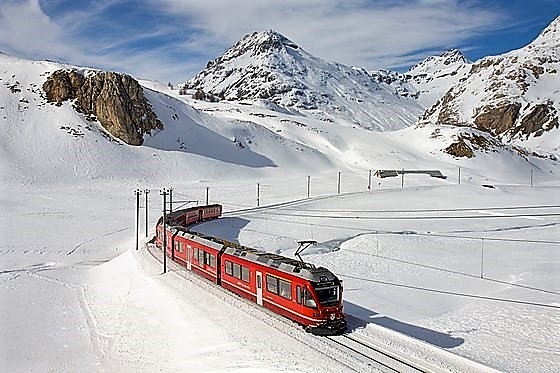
[43,69,162,145]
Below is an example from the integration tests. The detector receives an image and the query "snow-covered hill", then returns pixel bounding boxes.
[1,35,559,373]
[419,16,560,154]
[182,30,423,131]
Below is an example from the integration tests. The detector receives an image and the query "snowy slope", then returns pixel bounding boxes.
[407,49,471,107]
[420,16,560,154]
[1,42,559,373]
[0,53,334,187]
[182,30,424,131]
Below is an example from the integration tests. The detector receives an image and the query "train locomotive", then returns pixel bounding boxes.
[154,204,346,335]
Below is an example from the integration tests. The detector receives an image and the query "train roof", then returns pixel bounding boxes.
[180,229,338,283]
[163,209,339,284]
[222,245,338,283]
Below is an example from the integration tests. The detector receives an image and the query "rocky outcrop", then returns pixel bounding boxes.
[43,69,162,145]
[473,102,522,136]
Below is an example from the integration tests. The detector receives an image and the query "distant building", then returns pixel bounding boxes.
[374,169,447,179]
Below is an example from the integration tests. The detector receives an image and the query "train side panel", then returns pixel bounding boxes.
[184,235,224,284]
[220,251,324,329]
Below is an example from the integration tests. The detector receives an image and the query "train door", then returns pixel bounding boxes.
[186,244,192,271]
[256,271,263,306]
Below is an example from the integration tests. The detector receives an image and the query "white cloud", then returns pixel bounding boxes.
[154,0,506,71]
[0,0,531,82]
[0,0,81,60]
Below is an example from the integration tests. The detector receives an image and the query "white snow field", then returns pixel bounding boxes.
[1,53,559,372]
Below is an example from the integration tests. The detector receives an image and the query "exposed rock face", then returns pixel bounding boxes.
[43,69,162,145]
[473,102,522,136]
[444,131,502,158]
[43,69,84,103]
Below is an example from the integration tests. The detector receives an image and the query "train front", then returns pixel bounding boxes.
[304,267,347,335]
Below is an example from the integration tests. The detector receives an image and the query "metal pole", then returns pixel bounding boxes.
[458,166,461,185]
[337,172,341,194]
[257,183,260,207]
[368,169,371,190]
[530,170,533,187]
[401,168,404,188]
[307,176,310,198]
[160,188,168,274]
[206,187,209,205]
[169,188,173,213]
[480,238,484,279]
[144,189,149,238]
[135,189,142,250]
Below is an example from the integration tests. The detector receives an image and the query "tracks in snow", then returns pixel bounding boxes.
[144,243,457,373]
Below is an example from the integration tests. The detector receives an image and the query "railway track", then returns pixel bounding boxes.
[143,243,454,373]
[325,334,432,373]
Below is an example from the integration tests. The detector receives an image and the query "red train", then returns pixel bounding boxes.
[154,204,346,335]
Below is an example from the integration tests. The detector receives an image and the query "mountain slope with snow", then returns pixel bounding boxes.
[419,16,560,154]
[1,46,559,373]
[182,30,423,131]
[407,49,471,108]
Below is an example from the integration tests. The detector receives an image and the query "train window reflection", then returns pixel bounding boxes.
[303,288,317,308]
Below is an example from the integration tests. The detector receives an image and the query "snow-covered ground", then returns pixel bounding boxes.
[1,54,559,372]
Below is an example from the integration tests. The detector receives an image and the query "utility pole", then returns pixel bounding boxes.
[307,176,310,198]
[458,166,461,185]
[134,189,142,250]
[480,238,484,279]
[144,189,150,238]
[257,183,260,207]
[368,169,372,190]
[337,172,341,194]
[401,168,404,188]
[206,187,209,205]
[160,188,168,274]
[169,187,174,213]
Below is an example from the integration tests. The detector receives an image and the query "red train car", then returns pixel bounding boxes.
[220,245,346,334]
[154,204,346,335]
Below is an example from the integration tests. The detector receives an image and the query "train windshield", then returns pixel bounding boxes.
[313,283,340,306]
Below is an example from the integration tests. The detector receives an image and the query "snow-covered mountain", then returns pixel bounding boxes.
[182,30,423,131]
[406,49,471,107]
[419,16,560,154]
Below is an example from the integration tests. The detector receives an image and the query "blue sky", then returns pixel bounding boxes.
[0,0,558,83]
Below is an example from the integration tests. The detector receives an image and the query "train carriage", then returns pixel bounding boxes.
[154,204,346,335]
[220,246,346,335]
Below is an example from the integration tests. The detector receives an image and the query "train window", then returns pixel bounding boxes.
[303,288,317,308]
[241,266,249,282]
[279,279,291,300]
[296,286,302,304]
[175,241,183,253]
[225,261,233,275]
[202,252,216,267]
[266,275,278,294]
[233,263,241,279]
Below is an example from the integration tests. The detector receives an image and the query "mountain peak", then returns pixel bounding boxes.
[440,49,468,64]
[235,29,299,55]
[533,15,560,47]
[408,48,469,76]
